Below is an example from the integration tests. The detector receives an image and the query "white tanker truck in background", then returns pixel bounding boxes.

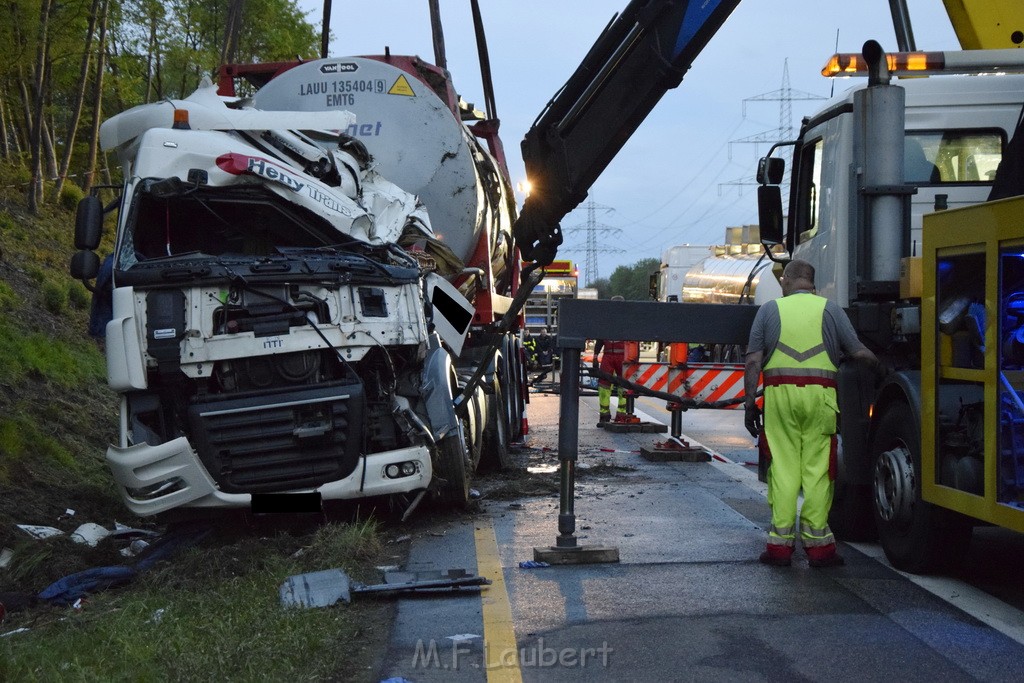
[69,49,528,517]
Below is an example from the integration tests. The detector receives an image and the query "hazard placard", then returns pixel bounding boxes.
[388,75,415,96]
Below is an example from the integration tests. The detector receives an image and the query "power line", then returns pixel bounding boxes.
[561,198,623,284]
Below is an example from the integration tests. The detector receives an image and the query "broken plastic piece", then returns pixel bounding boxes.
[16,525,64,540]
[71,523,112,547]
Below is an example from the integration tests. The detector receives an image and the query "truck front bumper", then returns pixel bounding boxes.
[106,438,432,516]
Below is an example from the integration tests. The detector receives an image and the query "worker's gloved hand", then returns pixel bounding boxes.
[744,402,762,439]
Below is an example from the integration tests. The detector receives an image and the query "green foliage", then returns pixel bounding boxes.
[587,277,611,299]
[59,181,85,211]
[68,280,91,309]
[0,413,74,468]
[0,281,17,310]
[607,257,661,300]
[42,279,68,314]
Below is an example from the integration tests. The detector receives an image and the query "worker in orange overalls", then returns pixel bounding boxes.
[744,259,880,568]
[592,296,628,424]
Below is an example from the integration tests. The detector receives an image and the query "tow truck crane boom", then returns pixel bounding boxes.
[513,0,740,266]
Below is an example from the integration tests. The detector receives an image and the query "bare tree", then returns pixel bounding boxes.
[82,0,108,195]
[52,0,101,201]
[27,0,55,213]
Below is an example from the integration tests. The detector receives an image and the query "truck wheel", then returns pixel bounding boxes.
[872,401,971,573]
[435,426,471,507]
[479,377,512,471]
[506,340,524,441]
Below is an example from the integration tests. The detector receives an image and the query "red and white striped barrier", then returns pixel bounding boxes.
[624,362,755,409]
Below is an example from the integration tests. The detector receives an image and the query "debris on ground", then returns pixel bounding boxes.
[280,567,491,608]
[16,525,64,540]
[518,560,550,569]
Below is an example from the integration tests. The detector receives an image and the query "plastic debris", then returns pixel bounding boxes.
[148,608,166,624]
[120,539,151,558]
[70,523,112,547]
[0,627,29,638]
[0,547,14,570]
[16,525,64,540]
[518,560,551,569]
[469,488,481,499]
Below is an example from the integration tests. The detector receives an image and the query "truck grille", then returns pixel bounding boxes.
[187,382,365,494]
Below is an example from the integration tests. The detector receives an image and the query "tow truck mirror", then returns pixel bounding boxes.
[74,196,103,250]
[70,249,100,282]
[757,185,784,245]
[756,157,785,185]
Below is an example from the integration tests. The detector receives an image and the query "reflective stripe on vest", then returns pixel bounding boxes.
[763,294,837,385]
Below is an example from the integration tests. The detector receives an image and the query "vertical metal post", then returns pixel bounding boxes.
[670,406,683,439]
[556,346,580,547]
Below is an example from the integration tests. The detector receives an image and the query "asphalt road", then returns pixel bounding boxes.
[377,392,1024,682]
[635,394,1024,628]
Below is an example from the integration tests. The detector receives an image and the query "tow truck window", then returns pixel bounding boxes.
[795,138,824,245]
[905,130,1003,184]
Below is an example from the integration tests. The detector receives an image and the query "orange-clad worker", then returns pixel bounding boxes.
[592,296,628,424]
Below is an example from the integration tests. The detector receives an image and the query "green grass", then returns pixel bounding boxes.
[0,521,394,682]
[0,318,106,388]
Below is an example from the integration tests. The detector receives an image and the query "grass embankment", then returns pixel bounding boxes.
[0,165,399,680]
[0,521,396,681]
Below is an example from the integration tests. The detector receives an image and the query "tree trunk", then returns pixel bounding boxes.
[27,0,55,213]
[82,0,109,195]
[16,74,32,158]
[0,89,9,158]
[52,0,100,201]
[42,116,58,179]
[221,0,245,66]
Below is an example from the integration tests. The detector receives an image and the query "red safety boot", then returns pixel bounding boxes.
[759,545,793,567]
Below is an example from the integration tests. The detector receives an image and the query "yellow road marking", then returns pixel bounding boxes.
[474,521,523,683]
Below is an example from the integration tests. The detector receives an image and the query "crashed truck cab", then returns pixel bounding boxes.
[72,76,482,517]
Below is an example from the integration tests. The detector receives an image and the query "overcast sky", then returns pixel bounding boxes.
[299,0,960,279]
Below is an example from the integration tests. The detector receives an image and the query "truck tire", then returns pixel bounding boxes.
[435,427,471,507]
[434,369,472,507]
[506,339,524,441]
[872,401,972,573]
[479,377,512,471]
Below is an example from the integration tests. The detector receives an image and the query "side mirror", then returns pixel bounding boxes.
[757,185,784,245]
[756,157,785,185]
[74,196,103,250]
[70,249,100,282]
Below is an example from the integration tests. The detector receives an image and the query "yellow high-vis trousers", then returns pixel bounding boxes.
[763,383,839,549]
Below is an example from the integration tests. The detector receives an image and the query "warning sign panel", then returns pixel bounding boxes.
[388,75,415,97]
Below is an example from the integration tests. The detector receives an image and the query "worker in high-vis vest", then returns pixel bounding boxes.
[592,296,628,424]
[744,259,880,568]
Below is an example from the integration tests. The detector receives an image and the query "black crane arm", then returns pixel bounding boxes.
[513,0,740,265]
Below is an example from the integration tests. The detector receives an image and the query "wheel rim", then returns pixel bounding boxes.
[874,444,915,525]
